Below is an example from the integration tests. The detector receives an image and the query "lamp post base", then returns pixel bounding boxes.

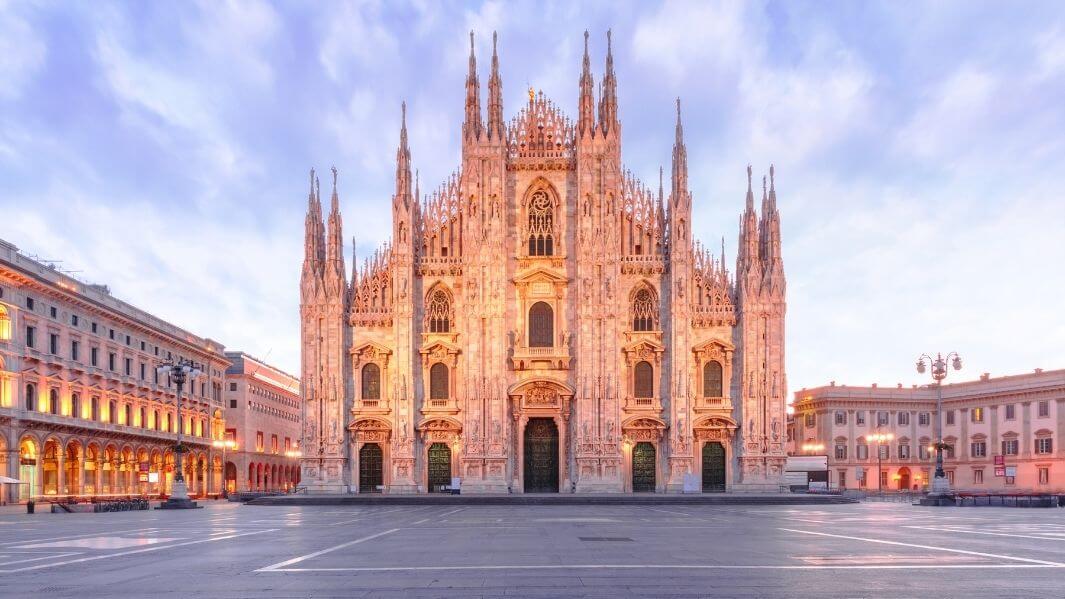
[919,474,955,506]
[155,479,203,510]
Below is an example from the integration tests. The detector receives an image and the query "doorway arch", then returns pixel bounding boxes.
[898,466,911,491]
[523,418,559,493]
[359,443,383,493]
[427,443,451,493]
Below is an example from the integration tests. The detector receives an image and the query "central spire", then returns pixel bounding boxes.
[671,98,687,202]
[578,30,595,136]
[463,30,482,142]
[598,29,618,135]
[395,102,412,206]
[487,31,504,140]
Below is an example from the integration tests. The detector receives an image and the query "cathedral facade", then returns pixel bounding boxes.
[299,32,787,494]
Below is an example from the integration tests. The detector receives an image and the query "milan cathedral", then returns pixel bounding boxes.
[299,32,787,494]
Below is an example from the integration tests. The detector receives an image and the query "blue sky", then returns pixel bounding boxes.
[2,0,1063,397]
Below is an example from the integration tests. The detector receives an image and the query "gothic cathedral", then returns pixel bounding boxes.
[299,32,787,494]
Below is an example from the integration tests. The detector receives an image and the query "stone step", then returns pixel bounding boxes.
[248,493,857,507]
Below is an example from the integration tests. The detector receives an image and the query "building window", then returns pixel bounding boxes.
[899,444,910,459]
[49,388,59,414]
[361,363,381,400]
[834,444,847,460]
[946,410,955,425]
[528,302,553,347]
[71,314,78,326]
[91,322,97,334]
[631,287,656,331]
[91,396,99,420]
[1005,404,1015,420]
[0,305,10,340]
[898,412,909,426]
[109,329,115,340]
[804,413,815,428]
[1002,439,1018,456]
[1039,467,1050,485]
[1036,437,1053,454]
[71,340,79,361]
[1005,475,1015,485]
[139,363,145,380]
[124,404,131,426]
[426,288,452,333]
[855,412,865,426]
[919,444,930,460]
[918,412,930,426]
[125,358,132,376]
[973,469,984,484]
[1038,401,1049,417]
[91,347,98,366]
[971,441,986,457]
[834,411,847,425]
[108,400,116,423]
[429,363,449,400]
[25,325,36,348]
[526,189,556,256]
[108,352,116,371]
[125,334,130,346]
[271,435,278,453]
[71,393,79,418]
[971,407,984,423]
[256,431,264,452]
[703,361,723,397]
[25,296,34,310]
[838,470,847,489]
[48,332,58,354]
[946,470,955,485]
[877,412,889,426]
[878,445,889,460]
[944,444,955,459]
[856,443,868,460]
[880,470,889,488]
[229,382,237,392]
[229,399,237,408]
[49,306,57,318]
[633,361,653,398]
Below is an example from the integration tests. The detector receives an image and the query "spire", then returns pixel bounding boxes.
[739,165,761,275]
[599,29,618,134]
[350,236,358,288]
[325,166,346,286]
[578,30,595,136]
[395,102,412,206]
[745,164,754,212]
[463,31,482,142]
[487,31,504,140]
[658,165,664,203]
[302,168,326,279]
[671,98,688,203]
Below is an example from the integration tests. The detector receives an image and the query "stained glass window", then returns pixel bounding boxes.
[361,363,381,400]
[634,361,654,398]
[528,302,553,347]
[703,361,723,397]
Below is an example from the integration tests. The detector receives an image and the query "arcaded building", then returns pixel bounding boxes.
[223,351,302,493]
[0,239,230,503]
[299,33,788,494]
[791,369,1064,492]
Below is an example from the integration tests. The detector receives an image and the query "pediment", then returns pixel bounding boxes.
[623,338,665,355]
[416,416,463,432]
[694,415,738,430]
[621,416,668,430]
[513,267,568,285]
[351,341,393,357]
[348,417,392,431]
[692,338,735,354]
[419,340,461,356]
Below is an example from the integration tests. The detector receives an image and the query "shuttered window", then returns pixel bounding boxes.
[528,302,553,347]
[703,361,723,397]
[361,363,381,400]
[634,361,654,398]
[429,363,449,400]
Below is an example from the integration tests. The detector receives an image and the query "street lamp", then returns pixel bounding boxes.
[800,442,825,454]
[212,439,237,497]
[869,431,894,494]
[916,351,962,500]
[156,358,203,510]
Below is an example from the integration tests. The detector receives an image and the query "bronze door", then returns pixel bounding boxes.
[359,443,383,493]
[702,442,726,492]
[632,442,656,492]
[523,418,559,493]
[427,443,452,493]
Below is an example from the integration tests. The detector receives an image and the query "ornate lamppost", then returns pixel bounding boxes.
[869,431,894,494]
[156,358,204,509]
[916,351,962,506]
[213,439,237,497]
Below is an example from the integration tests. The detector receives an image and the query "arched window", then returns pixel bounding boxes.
[632,287,656,331]
[124,404,131,426]
[154,410,160,430]
[634,361,654,398]
[71,393,80,418]
[0,304,10,340]
[25,383,36,411]
[703,361,723,397]
[526,190,555,256]
[49,389,59,414]
[426,289,452,333]
[429,363,449,400]
[528,302,554,347]
[139,407,146,428]
[164,412,171,432]
[361,363,381,400]
[91,396,99,420]
[109,400,116,424]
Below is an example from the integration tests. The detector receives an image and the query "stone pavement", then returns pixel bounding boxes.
[1,499,1064,597]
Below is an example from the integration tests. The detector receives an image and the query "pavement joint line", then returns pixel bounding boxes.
[0,527,160,547]
[0,529,279,574]
[0,551,82,567]
[255,528,401,572]
[258,563,1065,573]
[903,525,1065,542]
[647,508,693,517]
[778,528,1065,567]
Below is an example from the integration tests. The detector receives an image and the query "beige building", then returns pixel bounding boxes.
[299,32,788,494]
[223,351,301,493]
[790,369,1065,493]
[0,239,230,504]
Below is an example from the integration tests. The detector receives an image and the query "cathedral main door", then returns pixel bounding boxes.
[427,443,451,493]
[359,443,383,493]
[702,442,726,492]
[632,442,656,492]
[523,418,559,493]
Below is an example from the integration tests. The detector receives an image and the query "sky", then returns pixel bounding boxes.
[2,0,1064,398]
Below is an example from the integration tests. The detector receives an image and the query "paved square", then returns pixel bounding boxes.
[1,501,1063,597]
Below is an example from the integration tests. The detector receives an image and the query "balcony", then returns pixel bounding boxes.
[419,398,459,416]
[623,396,663,413]
[511,344,571,371]
[693,396,732,412]
[354,398,391,416]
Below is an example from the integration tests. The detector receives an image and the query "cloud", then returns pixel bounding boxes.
[317,0,399,82]
[0,2,47,100]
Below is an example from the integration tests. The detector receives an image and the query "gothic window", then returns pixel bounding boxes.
[634,361,653,398]
[631,287,656,331]
[526,190,555,256]
[528,302,554,347]
[361,363,381,400]
[703,361,723,397]
[429,363,449,400]
[426,288,452,333]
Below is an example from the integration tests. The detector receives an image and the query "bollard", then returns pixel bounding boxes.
[27,500,35,514]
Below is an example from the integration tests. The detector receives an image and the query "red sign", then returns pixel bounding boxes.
[140,462,150,472]
[995,467,1005,477]
[994,455,1005,465]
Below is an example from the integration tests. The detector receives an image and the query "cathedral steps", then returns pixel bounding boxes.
[247,493,856,507]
